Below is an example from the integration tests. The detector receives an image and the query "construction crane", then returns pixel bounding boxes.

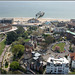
[35,11,45,19]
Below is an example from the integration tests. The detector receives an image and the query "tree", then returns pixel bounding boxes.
[55,46,60,52]
[16,26,25,37]
[12,41,20,47]
[12,44,25,59]
[6,31,18,44]
[0,68,7,74]
[22,31,28,39]
[12,37,25,47]
[5,61,8,68]
[45,35,55,45]
[32,31,40,36]
[28,26,37,31]
[10,61,19,70]
[17,37,25,45]
[27,30,32,35]
[69,44,72,52]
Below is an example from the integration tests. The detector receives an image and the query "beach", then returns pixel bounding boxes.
[13,17,70,23]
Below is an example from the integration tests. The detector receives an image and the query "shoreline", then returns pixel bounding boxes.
[0,17,70,22]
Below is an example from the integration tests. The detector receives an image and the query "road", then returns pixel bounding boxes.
[0,26,17,34]
[42,41,70,61]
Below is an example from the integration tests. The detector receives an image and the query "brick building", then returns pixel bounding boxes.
[0,24,12,32]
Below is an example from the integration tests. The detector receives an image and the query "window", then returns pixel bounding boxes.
[47,62,50,66]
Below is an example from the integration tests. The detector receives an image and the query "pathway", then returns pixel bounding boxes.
[2,46,13,72]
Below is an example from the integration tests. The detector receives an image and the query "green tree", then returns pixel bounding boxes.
[45,35,55,45]
[6,31,18,44]
[0,68,7,74]
[32,31,40,36]
[16,26,25,37]
[22,32,28,39]
[69,44,72,52]
[29,26,37,31]
[27,30,32,35]
[12,44,25,59]
[17,37,25,45]
[5,61,8,68]
[12,41,20,47]
[10,61,19,70]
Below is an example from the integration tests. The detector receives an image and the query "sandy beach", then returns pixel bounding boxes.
[13,17,70,23]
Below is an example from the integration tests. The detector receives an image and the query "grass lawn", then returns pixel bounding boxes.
[69,72,75,74]
[0,38,6,55]
[0,34,2,38]
[52,42,65,52]
[25,39,30,42]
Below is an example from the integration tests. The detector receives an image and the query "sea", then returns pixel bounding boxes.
[0,1,75,19]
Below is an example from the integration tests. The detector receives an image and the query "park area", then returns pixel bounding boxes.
[52,42,66,53]
[0,39,6,55]
[25,39,30,42]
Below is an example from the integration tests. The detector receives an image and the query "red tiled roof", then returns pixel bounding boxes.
[70,53,75,60]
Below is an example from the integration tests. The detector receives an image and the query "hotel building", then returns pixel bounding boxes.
[46,56,69,74]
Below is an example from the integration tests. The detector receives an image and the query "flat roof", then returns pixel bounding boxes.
[47,57,69,64]
[33,56,39,60]
[34,52,41,57]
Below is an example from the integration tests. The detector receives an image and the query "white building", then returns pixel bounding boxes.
[38,25,54,34]
[46,56,69,74]
[67,53,75,68]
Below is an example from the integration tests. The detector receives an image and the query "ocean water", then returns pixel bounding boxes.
[0,1,75,19]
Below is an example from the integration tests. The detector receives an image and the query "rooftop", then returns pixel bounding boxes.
[69,53,75,60]
[0,18,13,20]
[25,42,33,47]
[34,52,41,57]
[66,30,75,35]
[47,56,69,64]
[68,23,75,26]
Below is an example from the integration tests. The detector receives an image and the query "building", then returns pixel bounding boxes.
[57,21,67,27]
[50,20,59,26]
[66,30,75,40]
[25,42,34,50]
[24,42,33,60]
[30,35,45,42]
[29,52,43,72]
[27,18,40,23]
[24,48,32,60]
[53,27,66,33]
[0,18,13,24]
[68,19,75,30]
[24,40,37,60]
[36,36,44,42]
[67,53,75,68]
[38,25,54,34]
[46,56,69,74]
[42,21,52,26]
[53,34,60,39]
[0,24,12,32]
